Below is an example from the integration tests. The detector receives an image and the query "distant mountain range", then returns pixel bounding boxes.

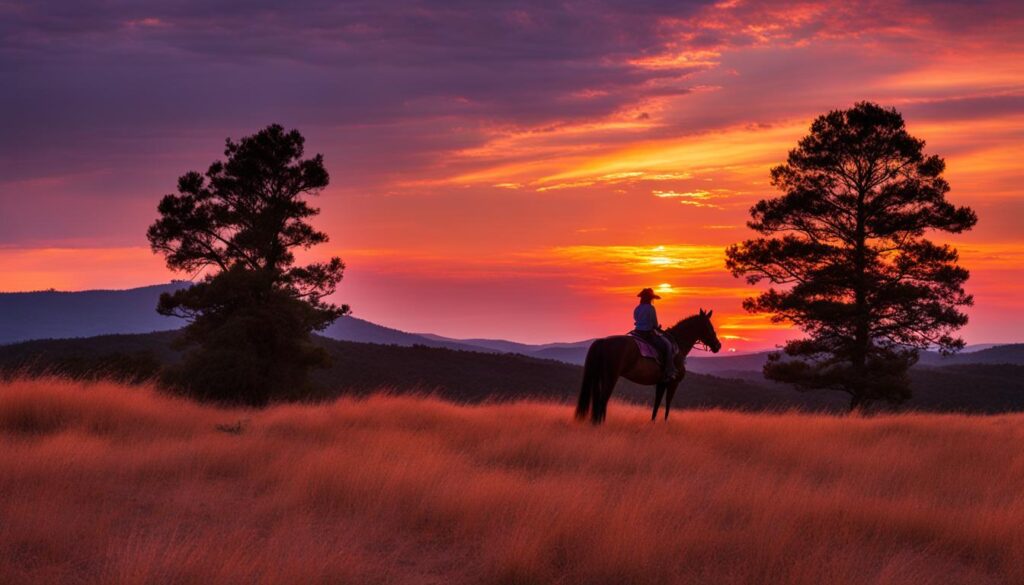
[0,283,597,360]
[0,283,191,344]
[2,283,1021,374]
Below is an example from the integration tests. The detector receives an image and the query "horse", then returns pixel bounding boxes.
[575,309,722,424]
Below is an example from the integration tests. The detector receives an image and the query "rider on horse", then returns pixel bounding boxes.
[632,288,678,382]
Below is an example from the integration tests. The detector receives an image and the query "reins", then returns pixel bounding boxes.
[691,341,713,352]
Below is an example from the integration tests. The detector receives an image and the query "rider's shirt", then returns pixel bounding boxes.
[633,303,659,331]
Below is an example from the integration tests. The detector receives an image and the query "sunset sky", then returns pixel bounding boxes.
[1,0,1022,348]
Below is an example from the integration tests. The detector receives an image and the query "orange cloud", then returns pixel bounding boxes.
[545,245,724,274]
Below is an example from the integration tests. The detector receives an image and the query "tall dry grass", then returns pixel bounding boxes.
[2,377,1023,584]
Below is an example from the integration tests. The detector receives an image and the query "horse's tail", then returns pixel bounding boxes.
[576,339,602,420]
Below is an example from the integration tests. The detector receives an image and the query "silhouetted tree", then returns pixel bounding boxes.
[725,102,976,410]
[147,125,348,404]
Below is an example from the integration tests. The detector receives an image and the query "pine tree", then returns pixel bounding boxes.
[147,124,348,404]
[726,102,977,409]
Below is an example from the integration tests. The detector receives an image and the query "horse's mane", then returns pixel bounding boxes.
[667,313,703,335]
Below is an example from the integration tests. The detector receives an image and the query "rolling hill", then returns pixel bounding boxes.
[0,283,190,344]
[0,283,526,353]
[3,283,1022,413]
[0,330,778,409]
[6,284,1020,375]
[0,283,469,349]
[684,344,1024,376]
[2,330,1023,413]
[417,333,593,359]
[321,314,484,352]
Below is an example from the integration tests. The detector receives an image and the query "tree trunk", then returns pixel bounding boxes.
[852,182,870,402]
[849,393,865,413]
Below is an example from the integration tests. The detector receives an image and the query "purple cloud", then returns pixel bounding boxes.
[1,0,1022,247]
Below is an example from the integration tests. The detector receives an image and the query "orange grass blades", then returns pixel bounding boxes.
[3,378,1024,584]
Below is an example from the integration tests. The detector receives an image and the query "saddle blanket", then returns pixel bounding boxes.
[628,332,677,364]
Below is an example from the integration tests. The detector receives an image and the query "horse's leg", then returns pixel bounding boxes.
[592,337,638,425]
[664,358,686,421]
[594,369,620,425]
[592,384,606,424]
[576,341,601,421]
[652,383,665,421]
[664,381,679,421]
[593,378,609,424]
[590,371,605,424]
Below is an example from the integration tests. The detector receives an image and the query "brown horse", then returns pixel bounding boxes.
[575,309,722,424]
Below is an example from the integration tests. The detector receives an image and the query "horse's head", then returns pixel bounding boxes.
[667,308,723,354]
[696,308,722,353]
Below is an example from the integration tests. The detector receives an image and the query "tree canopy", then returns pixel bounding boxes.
[725,102,976,409]
[147,124,348,404]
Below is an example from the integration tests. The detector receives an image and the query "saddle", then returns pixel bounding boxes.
[628,331,679,365]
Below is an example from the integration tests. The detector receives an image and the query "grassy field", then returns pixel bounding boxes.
[2,378,1023,584]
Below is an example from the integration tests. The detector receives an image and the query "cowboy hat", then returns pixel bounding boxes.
[637,288,661,300]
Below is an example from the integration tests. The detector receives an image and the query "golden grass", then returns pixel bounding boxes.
[2,377,1023,584]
